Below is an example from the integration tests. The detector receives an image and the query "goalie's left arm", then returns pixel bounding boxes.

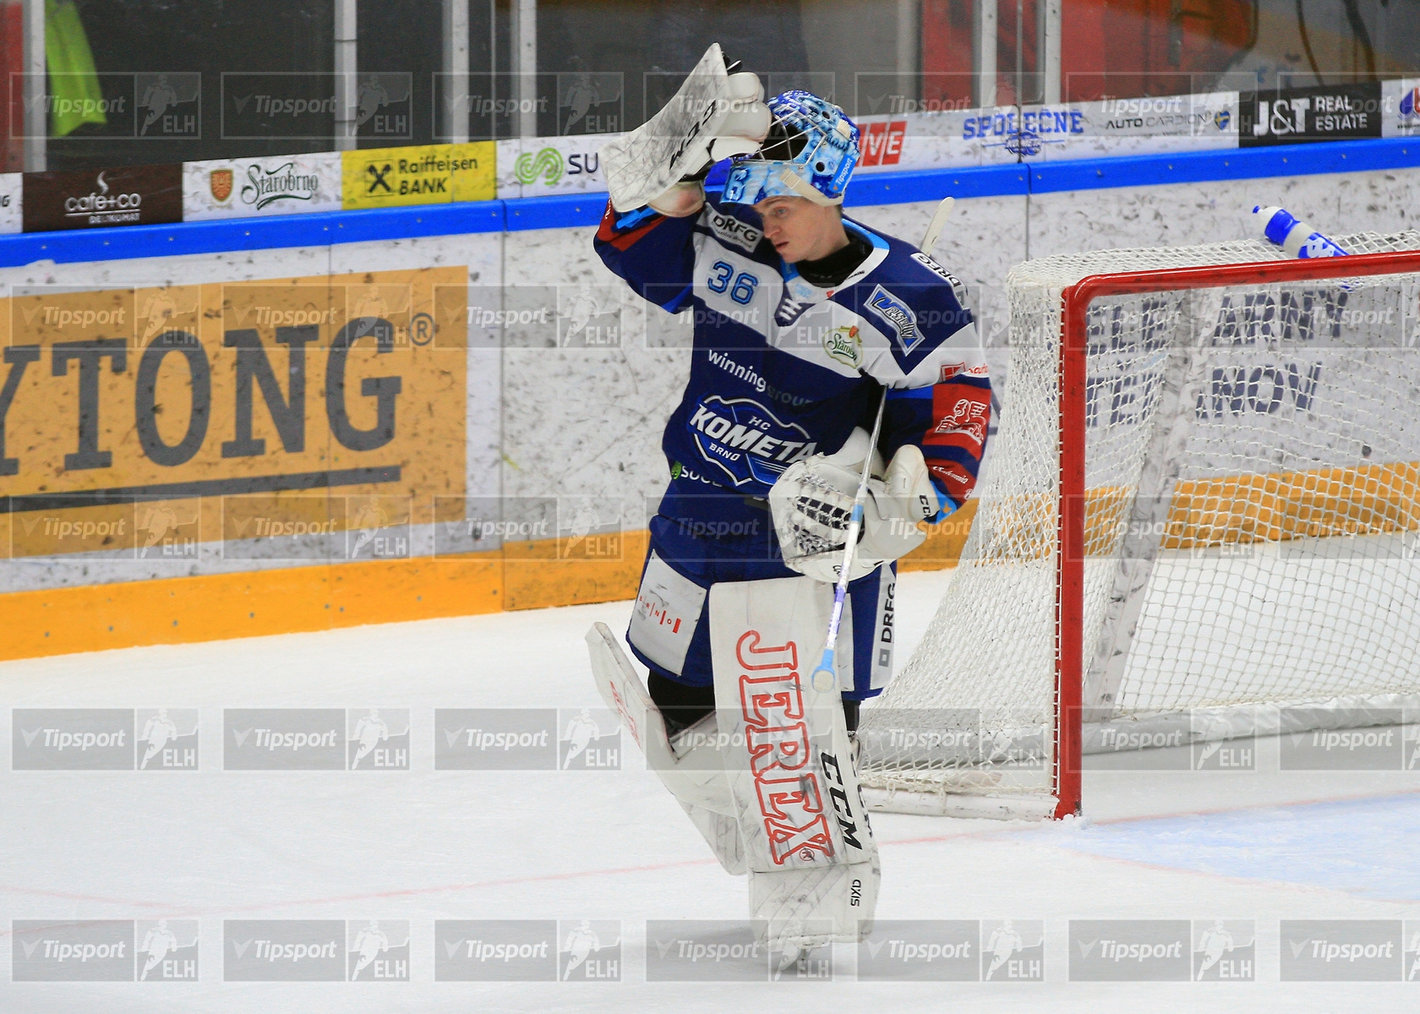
[768,245,991,582]
[874,253,991,518]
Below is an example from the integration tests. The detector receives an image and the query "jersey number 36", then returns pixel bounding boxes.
[707,261,759,305]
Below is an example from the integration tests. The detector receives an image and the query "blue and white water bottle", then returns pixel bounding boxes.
[1252,205,1348,258]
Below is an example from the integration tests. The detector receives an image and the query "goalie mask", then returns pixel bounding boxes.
[721,90,860,207]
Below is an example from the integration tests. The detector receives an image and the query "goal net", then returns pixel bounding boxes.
[859,230,1420,819]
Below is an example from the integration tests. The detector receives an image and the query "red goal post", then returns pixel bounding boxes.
[1055,249,1420,819]
[858,236,1420,821]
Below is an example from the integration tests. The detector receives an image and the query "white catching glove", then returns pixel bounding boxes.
[768,430,939,584]
[602,42,770,214]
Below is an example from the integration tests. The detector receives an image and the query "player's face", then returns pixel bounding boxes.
[753,197,849,264]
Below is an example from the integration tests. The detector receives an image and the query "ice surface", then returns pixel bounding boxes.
[1,568,1417,1012]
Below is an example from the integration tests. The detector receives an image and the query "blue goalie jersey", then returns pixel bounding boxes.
[594,193,992,534]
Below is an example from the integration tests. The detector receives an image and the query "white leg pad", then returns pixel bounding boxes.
[708,577,881,954]
[585,623,745,875]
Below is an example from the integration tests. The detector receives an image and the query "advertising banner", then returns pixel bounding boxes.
[0,172,19,234]
[495,137,606,200]
[183,153,342,221]
[23,164,182,231]
[1239,82,1384,147]
[1381,78,1420,138]
[340,142,496,209]
[0,267,468,558]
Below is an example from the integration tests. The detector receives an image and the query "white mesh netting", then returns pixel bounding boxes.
[858,231,1420,816]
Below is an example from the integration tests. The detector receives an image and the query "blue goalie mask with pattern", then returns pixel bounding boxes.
[721,90,861,207]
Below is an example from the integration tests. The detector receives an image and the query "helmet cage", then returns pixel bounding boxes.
[722,91,860,207]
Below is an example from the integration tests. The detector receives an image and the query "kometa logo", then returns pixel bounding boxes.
[686,395,817,489]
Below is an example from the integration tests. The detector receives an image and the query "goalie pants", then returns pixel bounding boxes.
[626,506,897,701]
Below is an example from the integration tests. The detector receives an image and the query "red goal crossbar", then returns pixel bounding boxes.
[1052,249,1420,820]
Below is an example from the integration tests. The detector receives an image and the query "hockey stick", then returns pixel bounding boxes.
[809,196,955,691]
[919,196,955,256]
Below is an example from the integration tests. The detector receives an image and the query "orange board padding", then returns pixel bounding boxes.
[0,517,975,662]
